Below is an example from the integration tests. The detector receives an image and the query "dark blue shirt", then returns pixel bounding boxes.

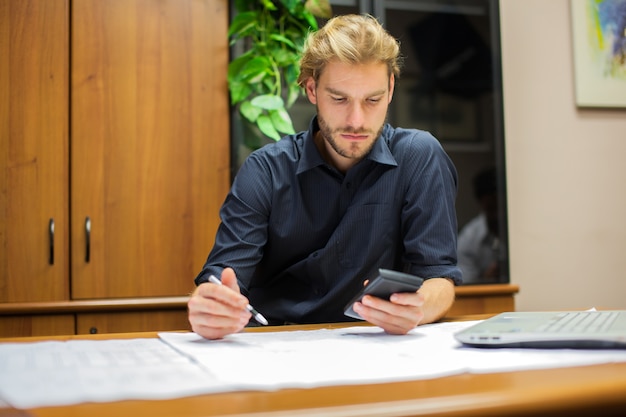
[195,117,461,325]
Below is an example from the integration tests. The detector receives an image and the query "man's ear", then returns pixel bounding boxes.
[305,77,317,105]
[388,74,395,104]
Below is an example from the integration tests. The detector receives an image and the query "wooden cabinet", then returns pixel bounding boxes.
[0,0,229,337]
[0,0,70,304]
[448,284,519,317]
[70,0,229,299]
[0,315,75,338]
[76,311,191,335]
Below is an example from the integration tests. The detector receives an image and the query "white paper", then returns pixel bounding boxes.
[2,321,626,409]
[160,321,626,387]
[161,325,466,390]
[0,338,220,409]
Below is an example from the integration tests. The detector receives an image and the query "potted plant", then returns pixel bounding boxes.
[228,0,332,150]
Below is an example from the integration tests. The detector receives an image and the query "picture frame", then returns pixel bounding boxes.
[571,0,626,108]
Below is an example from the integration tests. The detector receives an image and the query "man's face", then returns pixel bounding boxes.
[305,59,394,171]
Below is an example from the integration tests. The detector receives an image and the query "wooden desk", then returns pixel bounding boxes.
[2,318,625,417]
[0,284,519,337]
[449,283,519,316]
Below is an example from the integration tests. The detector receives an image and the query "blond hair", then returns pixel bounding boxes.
[297,14,402,87]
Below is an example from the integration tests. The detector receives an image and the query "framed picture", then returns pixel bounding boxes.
[571,0,626,107]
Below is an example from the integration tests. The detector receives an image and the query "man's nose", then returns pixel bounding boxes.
[346,102,365,128]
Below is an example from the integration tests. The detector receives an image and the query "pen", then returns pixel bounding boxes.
[208,275,269,326]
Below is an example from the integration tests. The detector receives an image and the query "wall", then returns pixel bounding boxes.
[500,0,626,311]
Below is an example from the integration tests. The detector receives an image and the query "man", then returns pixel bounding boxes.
[188,14,462,340]
[457,167,504,284]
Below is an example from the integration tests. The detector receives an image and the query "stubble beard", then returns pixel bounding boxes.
[317,113,385,161]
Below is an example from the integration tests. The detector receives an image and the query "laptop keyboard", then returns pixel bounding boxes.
[535,311,619,333]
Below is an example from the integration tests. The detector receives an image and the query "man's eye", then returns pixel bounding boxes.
[368,98,382,104]
[331,96,345,102]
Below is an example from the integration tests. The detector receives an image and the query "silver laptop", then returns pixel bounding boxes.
[454,310,626,349]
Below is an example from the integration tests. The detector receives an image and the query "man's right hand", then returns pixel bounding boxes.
[187,267,252,339]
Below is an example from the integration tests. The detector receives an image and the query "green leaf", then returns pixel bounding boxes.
[286,83,301,108]
[228,54,253,83]
[283,65,301,107]
[241,56,272,74]
[257,114,281,141]
[303,13,319,31]
[269,33,297,50]
[283,13,315,34]
[269,108,296,134]
[279,0,299,14]
[229,81,252,105]
[228,12,259,38]
[241,56,273,84]
[233,0,251,13]
[271,48,294,67]
[240,100,263,123]
[284,64,298,85]
[260,0,278,11]
[251,94,284,110]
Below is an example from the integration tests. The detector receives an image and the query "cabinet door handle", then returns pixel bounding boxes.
[85,216,91,263]
[49,218,55,265]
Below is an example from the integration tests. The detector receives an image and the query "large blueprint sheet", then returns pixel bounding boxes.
[2,321,626,409]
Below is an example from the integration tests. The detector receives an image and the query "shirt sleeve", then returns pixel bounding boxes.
[398,131,463,284]
[194,152,272,292]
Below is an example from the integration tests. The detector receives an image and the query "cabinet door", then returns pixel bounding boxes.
[76,311,190,335]
[0,315,75,338]
[0,0,70,302]
[70,0,230,299]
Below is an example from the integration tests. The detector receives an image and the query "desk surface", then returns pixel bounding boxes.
[2,317,626,417]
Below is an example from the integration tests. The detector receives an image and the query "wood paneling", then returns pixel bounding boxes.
[69,0,229,299]
[447,284,519,316]
[1,0,229,336]
[0,0,69,302]
[76,310,190,334]
[0,315,74,338]
[0,296,188,314]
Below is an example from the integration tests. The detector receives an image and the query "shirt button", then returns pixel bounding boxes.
[346,182,352,189]
[312,251,319,258]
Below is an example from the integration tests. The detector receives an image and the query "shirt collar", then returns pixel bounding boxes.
[367,124,398,167]
[297,117,327,175]
[297,117,398,175]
